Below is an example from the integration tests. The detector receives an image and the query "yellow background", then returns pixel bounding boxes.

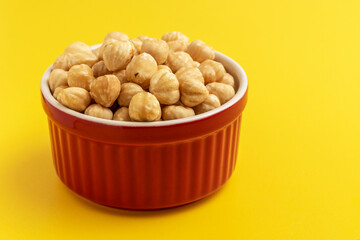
[0,0,359,239]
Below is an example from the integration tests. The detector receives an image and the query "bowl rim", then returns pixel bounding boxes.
[41,44,248,127]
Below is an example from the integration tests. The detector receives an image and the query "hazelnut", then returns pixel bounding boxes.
[166,52,196,73]
[125,53,157,89]
[162,105,195,120]
[175,67,204,84]
[113,107,131,121]
[104,31,129,42]
[129,92,161,121]
[180,79,209,107]
[161,31,189,42]
[64,41,90,54]
[113,69,129,84]
[68,64,95,91]
[98,38,118,60]
[206,82,235,104]
[167,40,189,52]
[103,40,135,71]
[218,73,235,88]
[149,69,180,105]
[59,87,91,112]
[68,51,97,68]
[49,69,68,92]
[194,94,221,114]
[198,60,226,84]
[186,40,215,63]
[92,60,111,77]
[90,75,121,107]
[141,38,169,65]
[53,86,68,101]
[64,41,98,67]
[117,82,144,107]
[158,65,172,72]
[129,38,143,55]
[137,35,150,42]
[84,104,113,120]
[53,54,70,71]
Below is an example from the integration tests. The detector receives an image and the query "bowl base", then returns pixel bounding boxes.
[60,176,230,210]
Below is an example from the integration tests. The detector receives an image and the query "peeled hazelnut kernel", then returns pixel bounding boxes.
[199,60,226,84]
[166,52,196,73]
[103,40,135,71]
[53,54,70,71]
[49,69,68,92]
[218,73,235,88]
[130,38,143,55]
[68,51,98,68]
[141,38,169,65]
[64,41,90,54]
[64,41,98,67]
[59,87,91,112]
[90,75,121,107]
[84,104,113,120]
[158,65,172,72]
[194,94,221,114]
[117,82,144,107]
[129,92,161,121]
[104,31,129,42]
[161,31,189,42]
[175,67,204,84]
[92,60,111,77]
[186,40,215,63]
[206,82,235,104]
[125,53,157,89]
[53,86,68,101]
[68,64,95,91]
[162,105,195,120]
[149,69,180,105]
[180,79,209,107]
[113,107,131,121]
[113,69,129,84]
[137,35,150,41]
[98,39,118,60]
[167,40,189,52]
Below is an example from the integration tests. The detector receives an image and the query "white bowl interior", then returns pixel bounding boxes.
[41,45,248,127]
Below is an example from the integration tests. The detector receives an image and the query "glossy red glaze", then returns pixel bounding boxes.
[41,51,248,209]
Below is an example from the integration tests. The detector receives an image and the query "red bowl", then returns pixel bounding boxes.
[41,47,248,209]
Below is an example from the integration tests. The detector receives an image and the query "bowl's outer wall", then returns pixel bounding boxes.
[41,51,248,209]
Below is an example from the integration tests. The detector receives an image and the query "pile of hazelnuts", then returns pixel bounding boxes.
[48,31,236,122]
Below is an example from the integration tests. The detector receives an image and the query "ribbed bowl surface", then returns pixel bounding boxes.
[47,116,242,209]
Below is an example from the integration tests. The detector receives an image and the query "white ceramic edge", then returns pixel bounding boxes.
[40,44,248,127]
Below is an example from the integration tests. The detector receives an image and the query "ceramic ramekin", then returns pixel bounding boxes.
[41,45,248,209]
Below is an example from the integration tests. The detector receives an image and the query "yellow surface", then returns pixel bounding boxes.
[0,0,359,239]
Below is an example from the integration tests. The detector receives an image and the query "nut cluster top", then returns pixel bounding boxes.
[49,31,236,122]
